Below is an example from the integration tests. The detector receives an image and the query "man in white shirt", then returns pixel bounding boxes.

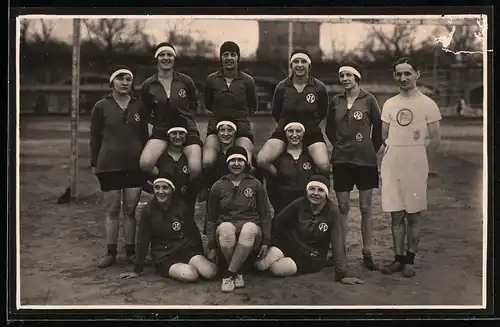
[380,57,442,278]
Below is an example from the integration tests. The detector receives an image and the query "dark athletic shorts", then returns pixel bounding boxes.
[332,163,379,192]
[96,170,147,192]
[206,116,254,143]
[270,124,325,147]
[151,126,204,147]
[154,245,204,278]
[214,231,260,274]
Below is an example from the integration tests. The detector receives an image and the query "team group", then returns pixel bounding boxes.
[89,40,442,293]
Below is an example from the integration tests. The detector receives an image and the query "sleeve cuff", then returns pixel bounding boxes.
[207,240,216,250]
[262,237,271,246]
[335,271,346,282]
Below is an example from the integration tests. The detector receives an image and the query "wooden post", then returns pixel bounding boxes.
[70,18,81,200]
[288,20,293,76]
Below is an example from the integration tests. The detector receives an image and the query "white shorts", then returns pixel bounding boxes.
[380,146,429,214]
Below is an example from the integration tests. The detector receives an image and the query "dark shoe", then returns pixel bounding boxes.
[402,264,416,278]
[381,261,404,274]
[363,255,378,271]
[97,254,116,268]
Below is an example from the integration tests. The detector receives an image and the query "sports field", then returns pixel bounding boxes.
[18,115,484,306]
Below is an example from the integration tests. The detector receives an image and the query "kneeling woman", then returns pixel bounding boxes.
[255,175,365,285]
[118,176,217,283]
[206,146,272,293]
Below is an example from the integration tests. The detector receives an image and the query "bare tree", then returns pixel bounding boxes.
[32,19,54,43]
[20,19,31,44]
[83,19,149,54]
[165,25,216,57]
[330,40,358,63]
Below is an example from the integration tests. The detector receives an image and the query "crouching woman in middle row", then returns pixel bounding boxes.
[254,175,365,285]
[118,175,217,283]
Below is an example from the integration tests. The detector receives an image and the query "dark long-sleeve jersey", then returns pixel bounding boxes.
[206,174,271,250]
[89,94,149,173]
[325,89,382,167]
[266,150,318,215]
[272,196,348,281]
[204,70,258,119]
[271,76,329,129]
[134,197,202,273]
[139,71,200,138]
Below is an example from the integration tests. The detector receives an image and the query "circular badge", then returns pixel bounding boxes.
[133,113,140,122]
[355,132,364,142]
[396,109,414,126]
[413,130,421,141]
[172,221,181,231]
[150,111,155,118]
[318,222,329,232]
[243,187,254,198]
[181,165,189,174]
[353,110,364,120]
[310,250,319,257]
[305,93,316,104]
[178,88,187,98]
[181,185,188,194]
[302,162,312,171]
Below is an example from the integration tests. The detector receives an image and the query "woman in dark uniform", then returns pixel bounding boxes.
[90,65,149,268]
[118,175,217,283]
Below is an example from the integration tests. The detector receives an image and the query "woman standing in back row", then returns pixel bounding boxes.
[325,63,383,271]
[90,65,149,268]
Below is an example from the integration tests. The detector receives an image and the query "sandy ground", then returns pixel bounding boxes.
[18,116,484,306]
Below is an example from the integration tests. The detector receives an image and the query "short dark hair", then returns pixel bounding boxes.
[340,62,361,83]
[393,57,419,72]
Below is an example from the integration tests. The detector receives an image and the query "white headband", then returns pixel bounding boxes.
[216,121,237,132]
[290,53,311,65]
[339,66,361,79]
[153,178,176,191]
[226,153,247,163]
[284,122,306,132]
[154,45,177,58]
[306,181,329,197]
[167,127,188,135]
[109,69,133,84]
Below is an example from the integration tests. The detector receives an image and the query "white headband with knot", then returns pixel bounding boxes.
[167,127,188,135]
[226,153,247,163]
[284,122,306,132]
[216,121,237,132]
[290,53,311,65]
[154,45,177,58]
[306,181,329,197]
[153,178,176,191]
[109,69,133,83]
[339,66,361,79]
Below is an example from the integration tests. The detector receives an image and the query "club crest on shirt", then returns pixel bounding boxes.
[396,108,414,126]
[318,222,328,232]
[181,165,189,174]
[355,132,364,142]
[181,185,188,194]
[305,93,316,104]
[172,221,181,231]
[413,130,421,141]
[310,250,319,257]
[178,88,187,98]
[150,111,155,118]
[302,162,312,170]
[133,113,140,122]
[353,110,364,120]
[243,187,254,198]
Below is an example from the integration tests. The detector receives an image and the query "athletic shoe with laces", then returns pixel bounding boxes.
[221,276,235,292]
[234,274,245,288]
[381,261,404,274]
[97,254,116,268]
[402,264,416,278]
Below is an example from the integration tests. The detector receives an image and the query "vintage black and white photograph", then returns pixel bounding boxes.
[15,13,488,309]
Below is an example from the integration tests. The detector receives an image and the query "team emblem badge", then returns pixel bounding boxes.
[181,185,188,194]
[305,93,316,104]
[396,109,414,126]
[310,250,319,257]
[172,221,181,231]
[178,88,187,98]
[133,113,140,122]
[355,132,364,142]
[150,111,155,118]
[302,162,312,170]
[243,187,254,198]
[181,165,189,174]
[353,110,363,120]
[413,130,421,141]
[318,222,328,232]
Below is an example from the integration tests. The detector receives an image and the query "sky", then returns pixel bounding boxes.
[21,16,483,59]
